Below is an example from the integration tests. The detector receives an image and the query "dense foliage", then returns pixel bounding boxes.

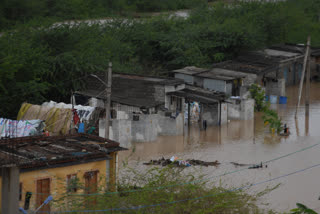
[0,0,207,30]
[1,1,320,118]
[54,166,277,213]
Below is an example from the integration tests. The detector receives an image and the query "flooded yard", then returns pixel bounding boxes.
[119,83,320,213]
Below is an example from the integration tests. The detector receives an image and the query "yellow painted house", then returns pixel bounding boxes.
[0,134,125,212]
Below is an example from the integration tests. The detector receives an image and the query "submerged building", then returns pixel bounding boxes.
[0,134,126,213]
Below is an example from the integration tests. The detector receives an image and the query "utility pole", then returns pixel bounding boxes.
[305,38,311,109]
[105,62,112,139]
[295,36,311,118]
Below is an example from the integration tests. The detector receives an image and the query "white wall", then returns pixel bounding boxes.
[203,78,226,93]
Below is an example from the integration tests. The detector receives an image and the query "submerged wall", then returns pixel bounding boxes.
[227,99,254,121]
[99,111,184,147]
[265,79,286,97]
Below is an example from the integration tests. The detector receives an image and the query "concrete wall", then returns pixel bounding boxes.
[240,99,255,120]
[131,114,158,142]
[202,104,219,126]
[154,85,166,104]
[203,78,226,92]
[220,102,228,124]
[243,73,257,86]
[174,73,193,84]
[265,79,286,97]
[0,160,108,212]
[158,113,184,136]
[99,111,184,146]
[194,76,204,87]
[227,99,254,120]
[226,83,232,95]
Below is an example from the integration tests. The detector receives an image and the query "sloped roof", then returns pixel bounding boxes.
[0,134,126,170]
[167,85,225,103]
[77,73,184,108]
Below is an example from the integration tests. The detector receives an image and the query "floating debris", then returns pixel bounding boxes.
[248,162,267,169]
[143,157,220,167]
[231,162,267,169]
[230,162,253,167]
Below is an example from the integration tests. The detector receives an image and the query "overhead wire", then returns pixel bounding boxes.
[41,161,320,213]
[21,141,320,196]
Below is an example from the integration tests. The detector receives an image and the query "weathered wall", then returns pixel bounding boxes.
[158,113,184,136]
[227,100,241,120]
[0,160,108,211]
[203,78,226,92]
[202,104,219,126]
[240,99,255,120]
[99,119,132,148]
[220,102,228,124]
[100,112,184,145]
[226,83,232,95]
[174,73,193,84]
[227,99,254,120]
[154,85,165,104]
[193,76,204,87]
[131,114,159,142]
[265,79,286,97]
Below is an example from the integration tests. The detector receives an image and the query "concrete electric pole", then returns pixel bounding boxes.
[105,62,112,139]
[295,36,311,118]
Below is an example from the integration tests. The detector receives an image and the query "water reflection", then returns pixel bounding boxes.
[119,83,320,212]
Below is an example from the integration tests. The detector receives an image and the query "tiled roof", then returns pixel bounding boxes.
[0,134,126,170]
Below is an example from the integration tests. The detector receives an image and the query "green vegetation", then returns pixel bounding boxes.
[54,166,278,213]
[0,0,207,30]
[290,203,317,214]
[1,1,320,118]
[263,109,282,134]
[249,84,283,133]
[249,84,268,112]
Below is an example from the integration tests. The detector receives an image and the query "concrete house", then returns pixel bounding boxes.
[76,73,186,147]
[168,84,228,126]
[0,134,126,213]
[171,66,255,121]
[214,49,304,97]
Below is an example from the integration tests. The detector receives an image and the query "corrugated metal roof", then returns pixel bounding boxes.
[167,85,225,103]
[0,134,126,169]
[76,73,184,108]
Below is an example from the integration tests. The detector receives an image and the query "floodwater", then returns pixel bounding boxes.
[119,83,320,213]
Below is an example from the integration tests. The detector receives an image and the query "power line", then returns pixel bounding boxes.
[47,162,320,213]
[24,142,320,196]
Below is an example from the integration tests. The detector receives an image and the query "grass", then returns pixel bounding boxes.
[54,165,279,213]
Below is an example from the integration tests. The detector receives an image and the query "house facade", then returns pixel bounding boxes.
[172,66,255,121]
[0,134,125,213]
[76,73,186,146]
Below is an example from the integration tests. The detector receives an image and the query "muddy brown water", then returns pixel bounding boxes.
[119,83,320,213]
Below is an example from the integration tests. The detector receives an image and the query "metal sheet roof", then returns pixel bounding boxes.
[0,134,126,169]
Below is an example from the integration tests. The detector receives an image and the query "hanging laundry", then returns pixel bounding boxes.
[78,123,85,133]
[72,109,80,125]
[0,118,45,138]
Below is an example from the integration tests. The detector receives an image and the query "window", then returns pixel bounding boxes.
[177,98,182,111]
[170,96,174,105]
[19,182,22,201]
[66,174,78,193]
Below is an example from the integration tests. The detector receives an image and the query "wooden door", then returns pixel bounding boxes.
[36,178,50,212]
[84,171,98,206]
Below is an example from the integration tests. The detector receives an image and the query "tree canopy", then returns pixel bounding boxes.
[1,0,320,118]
